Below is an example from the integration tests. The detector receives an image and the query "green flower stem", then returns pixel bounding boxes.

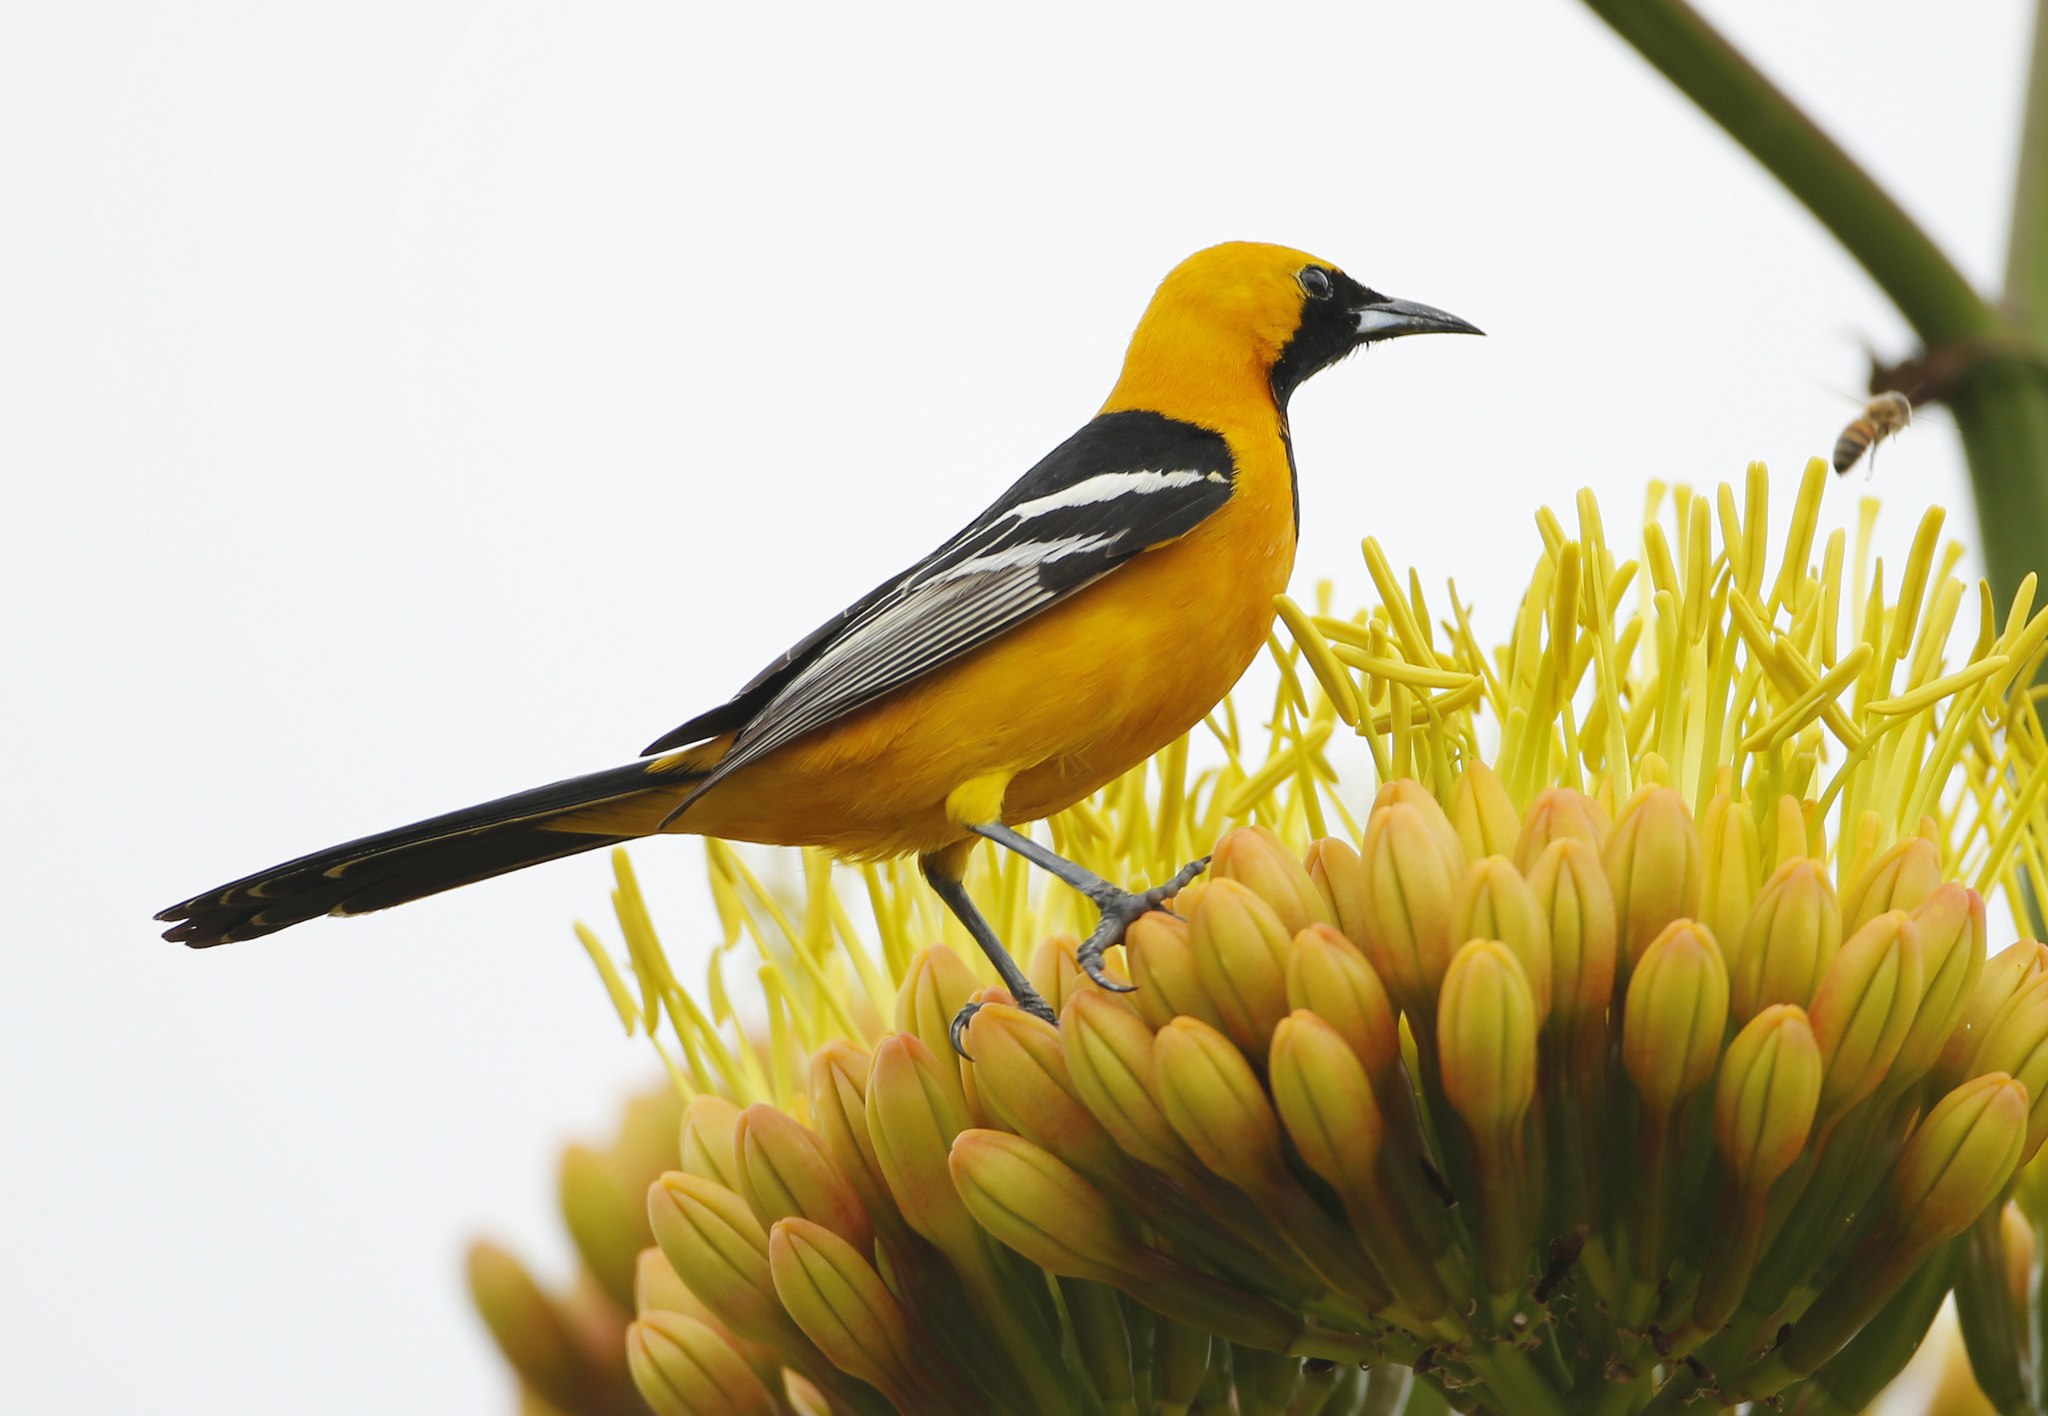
[1952,1208,2033,1413]
[1580,0,2048,608]
[2005,0,2048,337]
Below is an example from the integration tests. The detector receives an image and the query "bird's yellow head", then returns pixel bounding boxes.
[1106,241,1480,415]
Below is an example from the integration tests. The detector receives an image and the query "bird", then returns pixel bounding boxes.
[158,241,1481,1040]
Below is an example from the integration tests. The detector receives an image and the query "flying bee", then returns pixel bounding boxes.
[1832,390,1913,477]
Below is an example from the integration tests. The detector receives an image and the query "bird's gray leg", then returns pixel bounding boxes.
[921,856,1056,1056]
[969,821,1211,991]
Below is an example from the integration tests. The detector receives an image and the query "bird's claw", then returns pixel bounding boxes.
[1074,854,1213,991]
[949,989,1057,1058]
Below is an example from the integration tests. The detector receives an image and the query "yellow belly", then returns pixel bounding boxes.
[675,460,1296,858]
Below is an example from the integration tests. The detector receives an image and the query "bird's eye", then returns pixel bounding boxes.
[1300,268,1334,301]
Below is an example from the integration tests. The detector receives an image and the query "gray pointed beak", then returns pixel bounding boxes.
[1352,296,1484,343]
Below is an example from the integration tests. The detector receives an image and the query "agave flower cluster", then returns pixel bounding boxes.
[485,462,2048,1415]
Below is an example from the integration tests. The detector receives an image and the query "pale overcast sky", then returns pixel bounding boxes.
[1,2,2029,1411]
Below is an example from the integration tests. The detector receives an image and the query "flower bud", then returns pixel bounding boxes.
[647,1172,798,1351]
[736,1104,873,1255]
[1126,910,1226,1032]
[1602,784,1703,972]
[1731,859,1841,1022]
[1810,910,1925,1118]
[948,1128,1307,1352]
[864,1033,979,1255]
[1525,836,1617,1034]
[892,948,981,1108]
[1971,984,2048,1156]
[1269,1011,1386,1193]
[1028,932,1101,1015]
[767,1217,927,1408]
[1188,877,1294,1056]
[1942,942,2048,1086]
[1698,792,1762,951]
[558,1143,645,1310]
[1451,760,1521,862]
[1062,988,1201,1176]
[1713,1005,1821,1193]
[964,1002,1126,1184]
[947,1128,1148,1287]
[1453,855,1553,1021]
[1152,1015,1290,1198]
[1305,836,1370,949]
[627,1310,778,1416]
[1622,920,1729,1114]
[1371,778,1466,869]
[1211,824,1335,936]
[1438,939,1539,1137]
[1889,1073,2030,1254]
[1513,786,1611,871]
[1359,801,1461,1015]
[1842,836,1944,935]
[805,1040,901,1235]
[465,1240,587,1414]
[1284,924,1400,1082]
[637,1244,694,1316]
[680,1094,745,1191]
[1889,884,1987,1088]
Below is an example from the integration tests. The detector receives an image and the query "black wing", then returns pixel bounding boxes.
[643,409,1236,785]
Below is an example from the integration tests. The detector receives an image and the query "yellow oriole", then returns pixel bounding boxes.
[158,241,1478,1037]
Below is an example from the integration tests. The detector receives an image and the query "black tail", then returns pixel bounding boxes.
[157,760,689,947]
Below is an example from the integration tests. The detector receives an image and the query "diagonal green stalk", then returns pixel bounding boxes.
[1579,0,2048,609]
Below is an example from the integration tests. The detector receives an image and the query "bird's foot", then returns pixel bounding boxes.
[949,988,1057,1059]
[1072,854,1212,990]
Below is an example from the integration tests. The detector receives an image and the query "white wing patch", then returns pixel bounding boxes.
[1006,468,1220,521]
[929,532,1119,582]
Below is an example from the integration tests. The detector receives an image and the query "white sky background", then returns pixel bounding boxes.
[0,2,2031,1410]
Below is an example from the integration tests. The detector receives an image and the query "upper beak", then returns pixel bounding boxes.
[1352,296,1484,343]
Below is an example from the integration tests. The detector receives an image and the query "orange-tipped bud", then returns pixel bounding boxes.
[947,1128,1147,1287]
[1713,1004,1821,1193]
[1731,859,1841,1022]
[680,1094,745,1192]
[1890,884,1988,1088]
[1453,855,1553,1021]
[1370,778,1467,869]
[1842,836,1944,935]
[1211,824,1335,936]
[963,1002,1125,1183]
[1621,920,1729,1114]
[1810,910,1926,1118]
[646,1173,794,1351]
[627,1310,778,1416]
[1525,836,1617,1034]
[891,947,981,1106]
[1062,988,1201,1176]
[863,1033,978,1254]
[1284,923,1400,1081]
[1152,1015,1291,1198]
[1941,941,2048,1086]
[1438,939,1539,1137]
[805,1040,899,1234]
[1305,836,1371,951]
[1603,784,1704,972]
[1269,1010,1385,1192]
[1359,801,1462,1015]
[1451,760,1521,862]
[1699,792,1763,952]
[735,1104,873,1255]
[1888,1073,2031,1254]
[1187,877,1295,1056]
[1972,983,2048,1156]
[1125,911,1227,1033]
[1513,786,1611,871]
[767,1217,926,1407]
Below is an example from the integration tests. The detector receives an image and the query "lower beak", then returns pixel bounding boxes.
[1352,297,1484,342]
